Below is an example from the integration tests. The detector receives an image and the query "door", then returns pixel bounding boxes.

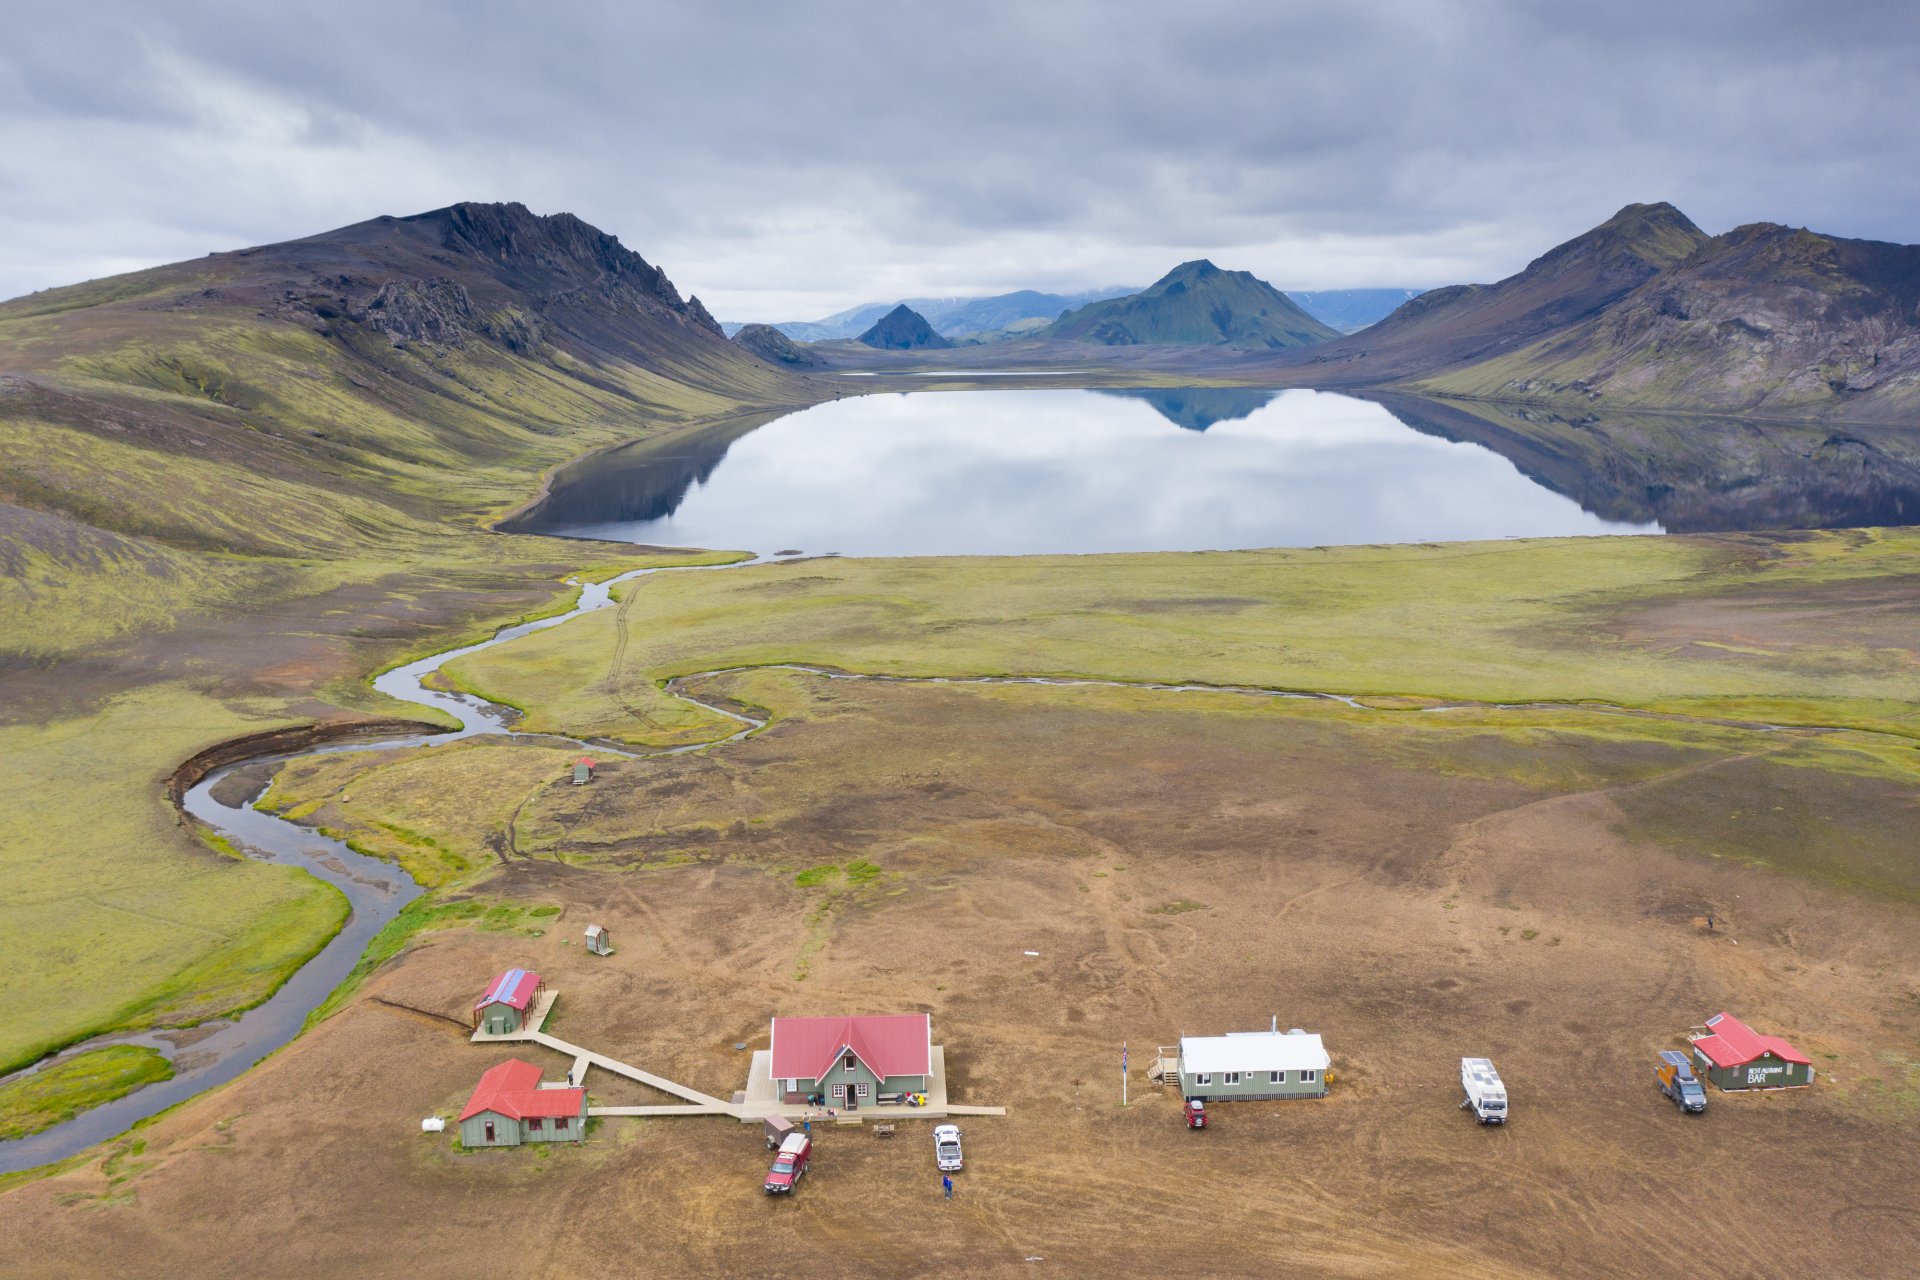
[844,1088,857,1111]
[484,1120,495,1143]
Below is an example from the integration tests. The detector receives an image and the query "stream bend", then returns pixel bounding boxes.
[0,558,764,1174]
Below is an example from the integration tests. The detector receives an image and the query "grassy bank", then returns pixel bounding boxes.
[0,1049,173,1143]
[444,528,1920,745]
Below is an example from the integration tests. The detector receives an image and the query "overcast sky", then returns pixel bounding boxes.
[3,1,1917,319]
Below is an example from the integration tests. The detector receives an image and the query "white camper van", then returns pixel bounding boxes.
[1460,1057,1508,1124]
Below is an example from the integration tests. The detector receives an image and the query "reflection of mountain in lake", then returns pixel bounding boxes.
[497,413,774,532]
[1370,394,1920,533]
[1098,387,1278,431]
[507,388,1920,544]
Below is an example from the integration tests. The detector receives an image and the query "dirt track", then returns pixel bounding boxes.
[4,675,1918,1278]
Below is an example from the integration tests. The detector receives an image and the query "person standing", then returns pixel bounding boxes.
[942,1174,954,1200]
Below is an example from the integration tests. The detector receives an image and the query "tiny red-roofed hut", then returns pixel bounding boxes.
[472,968,543,1035]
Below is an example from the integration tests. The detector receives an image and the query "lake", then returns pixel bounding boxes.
[523,388,1661,555]
[514,387,1920,556]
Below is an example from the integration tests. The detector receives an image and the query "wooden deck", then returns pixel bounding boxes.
[467,989,558,1043]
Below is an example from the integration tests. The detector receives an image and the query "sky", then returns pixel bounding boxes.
[3,0,1918,321]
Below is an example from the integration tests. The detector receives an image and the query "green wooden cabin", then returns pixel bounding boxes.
[770,1013,932,1108]
[458,1059,587,1148]
[1178,1027,1329,1101]
[1690,1012,1814,1090]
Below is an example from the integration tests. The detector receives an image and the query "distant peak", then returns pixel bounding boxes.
[1531,201,1709,274]
[1167,259,1221,277]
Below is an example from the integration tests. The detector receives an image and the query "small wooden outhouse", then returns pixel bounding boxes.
[572,757,595,785]
[584,924,612,956]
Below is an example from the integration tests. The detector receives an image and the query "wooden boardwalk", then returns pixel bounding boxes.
[466,993,1005,1125]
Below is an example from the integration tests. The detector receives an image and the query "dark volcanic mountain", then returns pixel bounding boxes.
[1421,221,1920,418]
[857,304,953,350]
[1046,260,1340,350]
[1283,201,1920,419]
[0,202,800,565]
[731,322,823,368]
[1296,203,1712,382]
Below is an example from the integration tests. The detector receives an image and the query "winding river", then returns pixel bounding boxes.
[0,561,768,1175]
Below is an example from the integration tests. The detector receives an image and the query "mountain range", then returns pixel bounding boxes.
[733,288,1137,342]
[736,285,1418,342]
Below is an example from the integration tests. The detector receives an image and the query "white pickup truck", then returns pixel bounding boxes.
[1460,1057,1508,1124]
[933,1123,963,1172]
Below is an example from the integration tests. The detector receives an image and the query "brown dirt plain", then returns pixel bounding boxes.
[6,666,1919,1278]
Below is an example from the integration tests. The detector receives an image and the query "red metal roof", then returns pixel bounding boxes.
[474,968,541,1012]
[458,1058,587,1122]
[770,1013,931,1083]
[1694,1012,1811,1068]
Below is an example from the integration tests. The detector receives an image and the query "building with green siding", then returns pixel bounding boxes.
[769,1013,931,1109]
[1178,1024,1330,1101]
[472,968,543,1036]
[1690,1012,1814,1090]
[457,1058,587,1147]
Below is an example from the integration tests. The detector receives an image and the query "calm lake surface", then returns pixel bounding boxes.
[532,388,1661,555]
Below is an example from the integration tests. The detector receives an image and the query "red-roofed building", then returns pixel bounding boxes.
[1690,1012,1814,1090]
[472,968,543,1035]
[457,1058,587,1147]
[769,1014,932,1108]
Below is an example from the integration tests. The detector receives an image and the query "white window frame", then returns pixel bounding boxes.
[1223,1072,1240,1086]
[831,1083,846,1099]
[1301,1069,1317,1083]
[1195,1073,1212,1086]
[843,1053,856,1074]
[856,1082,869,1098]
[1269,1071,1281,1084]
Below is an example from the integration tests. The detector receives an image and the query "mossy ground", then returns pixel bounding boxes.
[0,1049,172,1143]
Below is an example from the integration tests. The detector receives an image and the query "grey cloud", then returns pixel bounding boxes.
[1,0,1917,317]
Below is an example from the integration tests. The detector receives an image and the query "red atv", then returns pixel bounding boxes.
[1183,1098,1208,1129]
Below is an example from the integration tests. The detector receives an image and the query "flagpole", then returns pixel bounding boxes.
[1122,1040,1128,1107]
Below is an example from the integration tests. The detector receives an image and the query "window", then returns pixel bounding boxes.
[831,1083,846,1099]
[1224,1072,1240,1086]
[843,1053,856,1073]
[1302,1070,1317,1083]
[554,1117,569,1131]
[528,1118,543,1131]
[856,1083,869,1097]
[1269,1071,1281,1084]
[1196,1073,1212,1086]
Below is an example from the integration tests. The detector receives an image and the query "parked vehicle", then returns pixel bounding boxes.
[1183,1097,1208,1129]
[934,1123,963,1171]
[1460,1058,1508,1124]
[764,1132,812,1194]
[1655,1050,1708,1113]
[763,1113,795,1150]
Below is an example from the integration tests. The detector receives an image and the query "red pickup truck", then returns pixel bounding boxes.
[1183,1098,1208,1129]
[764,1132,812,1194]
